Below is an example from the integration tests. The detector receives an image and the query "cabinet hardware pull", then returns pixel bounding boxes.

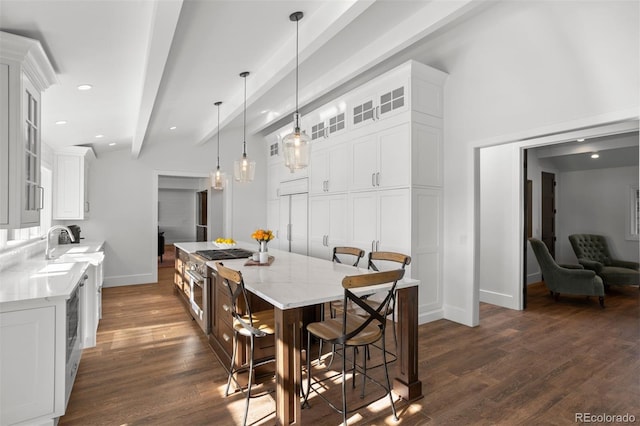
[223,304,230,312]
[37,186,44,210]
[371,173,376,187]
[371,240,375,252]
[223,333,230,342]
[376,240,380,251]
[376,172,380,186]
[85,201,90,212]
[375,105,380,120]
[324,127,329,138]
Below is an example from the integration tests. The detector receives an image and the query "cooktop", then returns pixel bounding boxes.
[195,248,253,261]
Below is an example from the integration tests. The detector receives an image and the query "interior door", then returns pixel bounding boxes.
[541,171,556,258]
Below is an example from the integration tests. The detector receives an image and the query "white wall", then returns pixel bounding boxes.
[479,144,521,309]
[417,0,639,325]
[557,166,639,264]
[84,124,267,287]
[158,188,196,244]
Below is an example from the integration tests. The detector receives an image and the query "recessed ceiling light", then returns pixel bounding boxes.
[95,134,104,138]
[577,138,585,142]
[77,84,93,91]
[108,142,116,146]
[591,153,600,159]
[55,120,67,125]
[169,126,177,130]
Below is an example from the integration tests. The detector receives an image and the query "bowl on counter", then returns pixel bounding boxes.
[213,242,236,249]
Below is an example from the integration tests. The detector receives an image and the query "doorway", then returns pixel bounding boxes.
[541,172,556,258]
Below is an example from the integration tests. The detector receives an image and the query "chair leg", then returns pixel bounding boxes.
[225,331,239,396]
[361,345,367,399]
[381,333,398,421]
[342,344,348,426]
[352,347,357,389]
[599,296,605,308]
[302,332,312,409]
[242,335,255,426]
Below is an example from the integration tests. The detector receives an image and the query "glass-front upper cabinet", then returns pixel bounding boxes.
[0,31,56,229]
[22,76,42,225]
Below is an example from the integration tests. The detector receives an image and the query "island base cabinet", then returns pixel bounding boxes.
[0,307,56,425]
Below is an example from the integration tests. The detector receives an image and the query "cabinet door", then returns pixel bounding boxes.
[378,123,410,189]
[278,196,290,252]
[308,196,330,259]
[348,191,378,253]
[327,142,348,193]
[54,154,83,219]
[289,193,308,255]
[0,64,8,226]
[308,148,328,195]
[378,84,407,120]
[21,75,42,226]
[350,133,378,191]
[377,189,410,253]
[267,161,283,200]
[327,194,348,249]
[0,307,56,425]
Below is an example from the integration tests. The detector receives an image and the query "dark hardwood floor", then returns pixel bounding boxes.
[60,268,639,425]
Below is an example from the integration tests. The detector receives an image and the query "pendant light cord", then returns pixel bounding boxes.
[295,16,299,116]
[216,102,220,168]
[243,74,247,156]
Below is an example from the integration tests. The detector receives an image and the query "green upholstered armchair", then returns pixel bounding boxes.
[568,234,640,288]
[529,238,605,307]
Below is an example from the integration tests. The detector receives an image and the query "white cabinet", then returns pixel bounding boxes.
[351,79,408,129]
[308,194,348,260]
[53,146,95,220]
[309,137,349,195]
[350,122,410,191]
[279,191,308,255]
[0,306,56,425]
[0,32,56,229]
[348,188,410,255]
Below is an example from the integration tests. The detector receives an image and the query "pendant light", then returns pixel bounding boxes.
[282,11,310,173]
[212,101,224,190]
[233,71,256,182]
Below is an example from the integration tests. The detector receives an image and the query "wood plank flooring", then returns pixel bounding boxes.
[60,268,639,425]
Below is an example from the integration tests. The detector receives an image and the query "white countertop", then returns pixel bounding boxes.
[206,247,419,310]
[0,240,104,305]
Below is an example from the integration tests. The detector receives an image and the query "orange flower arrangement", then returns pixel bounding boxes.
[251,229,275,243]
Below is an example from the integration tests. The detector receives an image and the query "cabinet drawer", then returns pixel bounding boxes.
[173,273,183,291]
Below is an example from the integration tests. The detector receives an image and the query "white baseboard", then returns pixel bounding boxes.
[418,306,444,325]
[479,289,520,310]
[103,273,155,288]
[443,303,476,326]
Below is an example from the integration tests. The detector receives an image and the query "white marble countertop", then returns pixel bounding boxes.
[0,240,104,305]
[206,247,419,310]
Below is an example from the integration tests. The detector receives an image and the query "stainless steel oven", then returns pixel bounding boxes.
[186,254,209,333]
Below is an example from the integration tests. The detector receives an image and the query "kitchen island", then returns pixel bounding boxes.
[206,247,422,425]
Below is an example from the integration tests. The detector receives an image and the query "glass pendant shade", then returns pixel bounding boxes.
[233,71,255,183]
[234,153,255,182]
[282,113,310,172]
[212,101,225,190]
[282,11,310,173]
[212,167,224,190]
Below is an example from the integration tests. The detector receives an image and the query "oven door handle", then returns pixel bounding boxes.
[186,270,204,284]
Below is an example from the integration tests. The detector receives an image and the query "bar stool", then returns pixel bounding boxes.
[302,269,405,425]
[216,262,275,426]
[365,251,411,352]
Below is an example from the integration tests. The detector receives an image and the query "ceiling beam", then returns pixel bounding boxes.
[131,0,183,159]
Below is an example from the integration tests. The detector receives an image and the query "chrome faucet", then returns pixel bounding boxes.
[43,225,75,260]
